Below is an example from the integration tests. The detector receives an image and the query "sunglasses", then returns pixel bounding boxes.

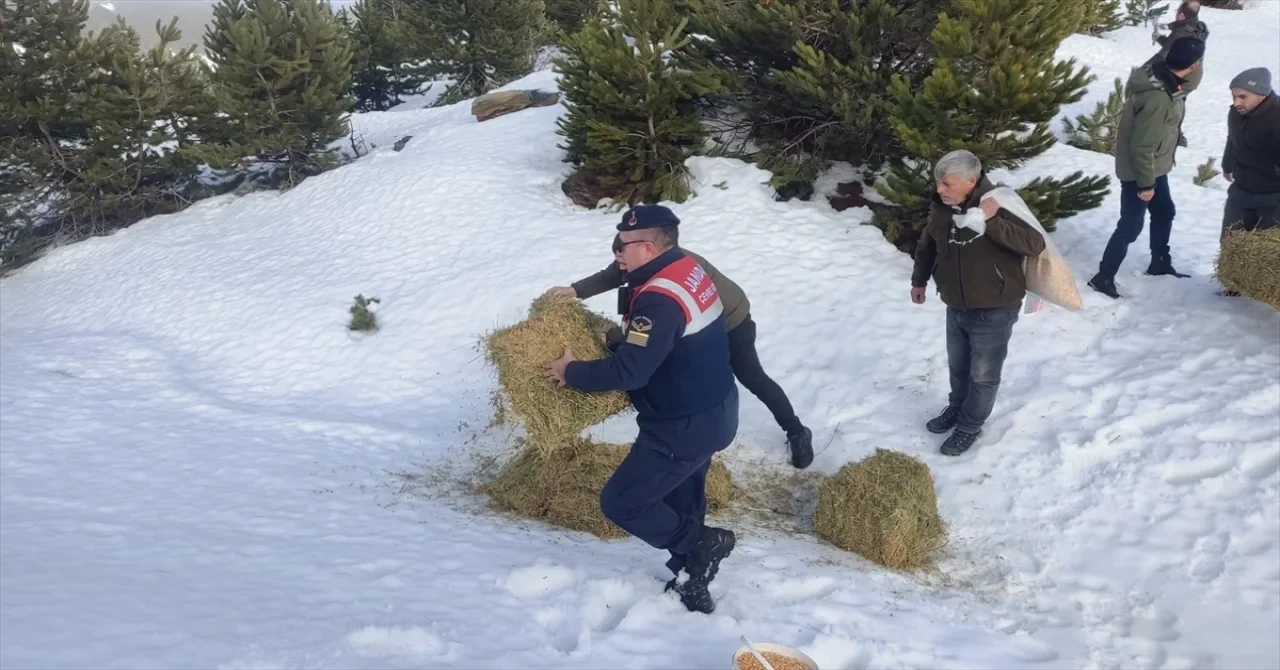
[615,239,651,253]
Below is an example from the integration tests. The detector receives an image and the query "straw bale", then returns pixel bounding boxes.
[1217,228,1280,310]
[482,439,736,539]
[814,449,947,570]
[486,295,630,454]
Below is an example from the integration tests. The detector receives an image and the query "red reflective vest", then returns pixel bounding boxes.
[626,254,724,336]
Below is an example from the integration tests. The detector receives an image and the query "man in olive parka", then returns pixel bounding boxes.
[1089,37,1206,299]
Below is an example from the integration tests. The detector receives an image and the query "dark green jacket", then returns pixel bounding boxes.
[1116,62,1188,189]
[911,177,1046,311]
[571,249,750,330]
[1223,94,1280,196]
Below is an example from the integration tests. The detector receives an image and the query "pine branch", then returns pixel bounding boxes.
[1017,171,1111,230]
[1194,158,1221,186]
[1062,77,1123,154]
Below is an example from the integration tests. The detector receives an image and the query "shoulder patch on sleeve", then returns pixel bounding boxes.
[625,315,653,346]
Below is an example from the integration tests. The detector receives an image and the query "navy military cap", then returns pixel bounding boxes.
[616,204,680,232]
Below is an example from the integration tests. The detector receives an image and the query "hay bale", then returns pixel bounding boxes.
[1217,228,1280,310]
[482,439,736,539]
[814,449,947,570]
[486,295,630,453]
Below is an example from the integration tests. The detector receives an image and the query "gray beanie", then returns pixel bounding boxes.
[1230,67,1273,96]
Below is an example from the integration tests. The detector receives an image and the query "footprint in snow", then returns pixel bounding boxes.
[583,579,642,633]
[533,606,583,654]
[1187,535,1229,583]
[1242,449,1280,481]
[769,576,840,605]
[1006,632,1061,663]
[805,634,871,670]
[346,625,450,661]
[504,563,580,599]
[1129,603,1182,643]
[1161,457,1235,486]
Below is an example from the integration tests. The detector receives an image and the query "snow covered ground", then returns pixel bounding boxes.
[2,3,1278,669]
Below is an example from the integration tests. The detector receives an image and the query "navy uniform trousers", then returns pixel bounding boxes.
[600,387,739,574]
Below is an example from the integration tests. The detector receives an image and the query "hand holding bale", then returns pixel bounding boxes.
[543,348,576,386]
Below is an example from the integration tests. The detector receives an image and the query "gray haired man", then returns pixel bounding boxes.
[910,151,1046,456]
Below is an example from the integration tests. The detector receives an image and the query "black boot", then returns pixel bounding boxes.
[1088,274,1121,299]
[1146,254,1190,278]
[674,526,735,614]
[926,406,961,434]
[664,552,686,579]
[786,426,814,469]
[673,578,714,613]
[940,429,981,456]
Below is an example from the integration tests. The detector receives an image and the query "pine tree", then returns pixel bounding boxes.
[1062,77,1125,154]
[1,1,211,267]
[1,0,95,243]
[879,0,1109,251]
[1124,0,1161,27]
[890,0,1093,169]
[409,0,548,106]
[197,0,354,187]
[555,0,721,205]
[682,0,946,190]
[1079,0,1125,35]
[68,18,212,226]
[348,0,431,112]
[545,0,600,36]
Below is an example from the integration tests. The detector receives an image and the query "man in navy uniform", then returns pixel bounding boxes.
[545,235,814,469]
[544,205,739,614]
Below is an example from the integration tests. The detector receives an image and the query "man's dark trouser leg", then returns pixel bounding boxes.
[1222,190,1280,241]
[1146,175,1176,261]
[1261,207,1280,231]
[1099,180,1151,279]
[727,317,802,434]
[951,307,1018,434]
[662,461,710,575]
[1221,196,1259,242]
[601,442,712,556]
[946,307,970,410]
[601,390,737,558]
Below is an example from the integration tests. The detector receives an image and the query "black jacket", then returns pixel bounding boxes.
[1223,94,1280,195]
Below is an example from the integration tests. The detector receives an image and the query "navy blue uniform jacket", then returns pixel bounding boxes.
[564,248,735,421]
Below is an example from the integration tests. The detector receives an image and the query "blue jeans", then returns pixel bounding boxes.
[947,306,1019,433]
[1098,176,1176,278]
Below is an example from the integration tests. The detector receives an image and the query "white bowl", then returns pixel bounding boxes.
[731,642,819,670]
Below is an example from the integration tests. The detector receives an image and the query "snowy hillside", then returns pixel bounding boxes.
[2,3,1278,669]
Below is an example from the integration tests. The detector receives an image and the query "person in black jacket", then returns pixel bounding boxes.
[1222,68,1280,241]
